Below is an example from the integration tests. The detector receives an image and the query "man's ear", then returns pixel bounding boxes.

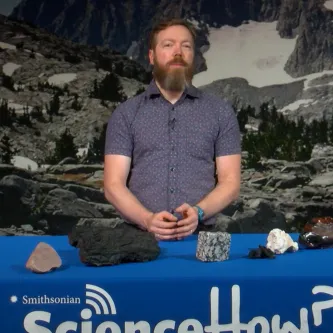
[148,49,154,66]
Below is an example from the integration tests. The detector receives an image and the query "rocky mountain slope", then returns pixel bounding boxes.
[0,15,149,163]
[8,0,333,122]
[9,0,333,78]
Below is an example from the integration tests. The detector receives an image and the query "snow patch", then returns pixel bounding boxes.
[192,20,333,93]
[193,21,297,88]
[279,99,314,113]
[11,156,38,171]
[47,73,77,87]
[324,0,333,10]
[2,62,21,76]
[304,72,333,90]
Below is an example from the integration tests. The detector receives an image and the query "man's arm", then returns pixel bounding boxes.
[104,154,153,230]
[195,153,241,220]
[174,153,241,236]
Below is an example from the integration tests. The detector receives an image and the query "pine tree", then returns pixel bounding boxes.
[0,135,17,164]
[241,102,314,166]
[85,124,107,163]
[318,117,328,144]
[46,129,78,164]
[0,99,12,127]
[46,92,60,116]
[90,72,126,102]
[237,106,248,133]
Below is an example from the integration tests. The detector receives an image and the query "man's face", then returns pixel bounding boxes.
[149,25,195,92]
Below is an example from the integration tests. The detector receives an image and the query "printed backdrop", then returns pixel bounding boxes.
[1,0,333,236]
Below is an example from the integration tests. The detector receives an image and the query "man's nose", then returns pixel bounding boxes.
[173,43,182,55]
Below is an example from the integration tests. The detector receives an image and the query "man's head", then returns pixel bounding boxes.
[148,18,196,92]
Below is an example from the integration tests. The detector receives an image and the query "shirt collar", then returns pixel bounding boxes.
[145,79,200,99]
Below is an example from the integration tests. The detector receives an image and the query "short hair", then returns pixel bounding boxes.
[148,18,196,49]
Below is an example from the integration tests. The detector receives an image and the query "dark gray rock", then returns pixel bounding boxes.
[284,0,333,77]
[235,199,287,233]
[63,183,107,204]
[39,188,102,218]
[68,218,161,266]
[0,175,43,227]
[199,77,305,113]
[0,164,33,180]
[277,0,303,38]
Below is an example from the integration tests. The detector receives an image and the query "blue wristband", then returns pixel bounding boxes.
[194,205,204,223]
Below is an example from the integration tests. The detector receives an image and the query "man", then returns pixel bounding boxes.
[104,18,241,241]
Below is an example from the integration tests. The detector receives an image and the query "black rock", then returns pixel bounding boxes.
[248,245,276,259]
[68,218,160,266]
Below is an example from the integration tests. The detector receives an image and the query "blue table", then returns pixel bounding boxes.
[1,234,333,333]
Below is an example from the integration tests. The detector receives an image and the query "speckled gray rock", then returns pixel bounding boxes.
[196,231,231,262]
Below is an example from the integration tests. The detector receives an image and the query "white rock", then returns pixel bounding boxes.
[266,228,298,254]
[2,62,21,76]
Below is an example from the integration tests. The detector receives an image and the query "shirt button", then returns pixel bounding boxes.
[170,188,174,193]
[170,167,175,171]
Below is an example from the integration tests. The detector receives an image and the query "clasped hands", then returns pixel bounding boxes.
[144,203,199,241]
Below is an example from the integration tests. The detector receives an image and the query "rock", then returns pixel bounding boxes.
[199,77,304,114]
[309,171,333,187]
[196,231,231,262]
[68,218,160,266]
[26,242,62,273]
[248,245,276,259]
[311,145,333,158]
[47,164,104,175]
[284,0,333,78]
[58,157,77,165]
[276,0,303,38]
[0,174,42,227]
[266,228,299,254]
[215,214,242,233]
[39,188,103,218]
[63,183,107,203]
[235,199,287,233]
[0,164,32,180]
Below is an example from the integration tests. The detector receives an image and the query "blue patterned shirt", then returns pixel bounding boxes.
[105,80,241,225]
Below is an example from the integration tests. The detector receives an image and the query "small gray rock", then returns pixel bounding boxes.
[196,231,231,262]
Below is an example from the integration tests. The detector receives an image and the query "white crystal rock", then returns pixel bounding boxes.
[266,228,299,254]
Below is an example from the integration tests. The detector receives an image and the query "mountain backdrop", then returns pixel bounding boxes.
[1,0,333,236]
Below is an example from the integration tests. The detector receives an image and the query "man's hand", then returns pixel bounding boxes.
[144,211,178,241]
[174,203,199,239]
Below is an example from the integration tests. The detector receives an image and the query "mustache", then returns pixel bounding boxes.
[167,57,188,67]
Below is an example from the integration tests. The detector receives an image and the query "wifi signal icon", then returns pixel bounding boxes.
[85,284,117,315]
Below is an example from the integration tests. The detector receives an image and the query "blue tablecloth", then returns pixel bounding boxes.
[1,233,333,333]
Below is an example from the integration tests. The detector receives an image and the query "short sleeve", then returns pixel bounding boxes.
[104,106,133,157]
[215,101,242,157]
